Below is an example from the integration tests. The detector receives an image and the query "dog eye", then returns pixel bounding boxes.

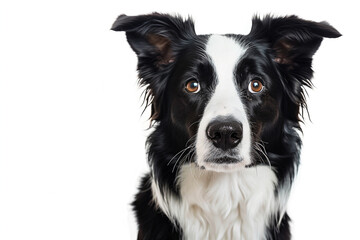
[185,79,200,93]
[248,79,264,93]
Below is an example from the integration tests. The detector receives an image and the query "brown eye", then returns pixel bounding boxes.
[248,79,264,93]
[185,79,200,93]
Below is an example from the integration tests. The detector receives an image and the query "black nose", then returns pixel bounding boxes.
[206,118,243,151]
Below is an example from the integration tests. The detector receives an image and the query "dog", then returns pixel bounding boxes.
[111,13,340,240]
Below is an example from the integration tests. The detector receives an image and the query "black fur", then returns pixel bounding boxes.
[112,13,340,239]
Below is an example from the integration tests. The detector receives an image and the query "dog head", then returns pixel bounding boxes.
[112,13,340,172]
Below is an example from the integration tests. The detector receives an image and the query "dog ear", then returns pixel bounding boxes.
[249,15,341,67]
[111,13,196,66]
[111,13,196,122]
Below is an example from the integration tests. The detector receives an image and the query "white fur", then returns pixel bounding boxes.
[195,35,251,172]
[152,164,280,240]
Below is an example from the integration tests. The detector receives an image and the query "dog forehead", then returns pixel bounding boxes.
[205,35,247,77]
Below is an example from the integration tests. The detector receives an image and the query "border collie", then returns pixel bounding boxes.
[111,13,340,240]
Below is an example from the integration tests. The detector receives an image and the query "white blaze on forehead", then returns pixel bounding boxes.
[196,35,252,171]
[205,35,247,117]
[206,35,246,79]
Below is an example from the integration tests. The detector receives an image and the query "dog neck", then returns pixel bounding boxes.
[152,163,287,240]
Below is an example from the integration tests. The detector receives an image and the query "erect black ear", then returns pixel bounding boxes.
[249,15,341,67]
[111,13,196,66]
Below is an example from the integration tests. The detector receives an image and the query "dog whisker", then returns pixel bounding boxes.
[253,141,272,168]
[167,145,194,166]
[171,143,196,173]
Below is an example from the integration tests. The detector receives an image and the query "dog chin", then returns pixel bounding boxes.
[197,158,251,172]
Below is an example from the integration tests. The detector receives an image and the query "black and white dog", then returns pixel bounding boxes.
[112,13,340,240]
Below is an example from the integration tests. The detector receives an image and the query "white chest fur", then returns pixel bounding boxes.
[151,164,281,240]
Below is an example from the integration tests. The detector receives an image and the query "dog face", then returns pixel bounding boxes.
[112,14,340,172]
[194,34,284,172]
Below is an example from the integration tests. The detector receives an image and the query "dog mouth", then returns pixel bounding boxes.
[195,154,251,172]
[205,156,242,164]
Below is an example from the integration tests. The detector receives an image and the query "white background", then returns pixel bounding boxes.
[0,0,359,239]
